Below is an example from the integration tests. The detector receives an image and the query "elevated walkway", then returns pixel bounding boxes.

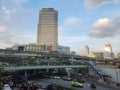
[88,61,111,82]
[4,65,87,71]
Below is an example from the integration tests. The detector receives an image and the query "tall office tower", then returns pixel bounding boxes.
[104,44,112,53]
[104,44,114,59]
[37,8,58,46]
[84,45,89,55]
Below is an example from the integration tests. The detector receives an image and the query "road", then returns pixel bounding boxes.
[82,75,120,90]
[29,78,119,90]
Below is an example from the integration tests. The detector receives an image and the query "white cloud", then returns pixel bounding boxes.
[0,26,12,48]
[0,25,36,49]
[84,0,120,8]
[0,26,6,37]
[1,6,12,21]
[2,6,11,15]
[11,0,27,4]
[0,26,6,33]
[88,17,120,38]
[58,17,80,39]
[64,17,78,26]
[59,17,79,32]
[0,1,36,49]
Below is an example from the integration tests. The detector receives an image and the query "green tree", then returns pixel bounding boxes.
[0,67,4,90]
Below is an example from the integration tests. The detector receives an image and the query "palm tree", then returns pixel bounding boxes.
[0,67,4,90]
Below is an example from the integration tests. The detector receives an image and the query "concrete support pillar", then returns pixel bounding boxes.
[71,57,74,61]
[46,69,49,73]
[24,70,27,76]
[33,70,36,76]
[67,71,70,77]
[66,68,71,77]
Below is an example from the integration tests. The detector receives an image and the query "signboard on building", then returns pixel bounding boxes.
[47,45,52,50]
[18,46,24,51]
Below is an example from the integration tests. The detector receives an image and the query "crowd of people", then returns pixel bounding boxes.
[2,75,40,90]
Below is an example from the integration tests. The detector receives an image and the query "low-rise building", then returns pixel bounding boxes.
[11,43,70,54]
[91,52,104,60]
[71,51,76,55]
[103,52,114,59]
[117,52,120,58]
[11,45,25,51]
[25,43,46,52]
[52,45,70,54]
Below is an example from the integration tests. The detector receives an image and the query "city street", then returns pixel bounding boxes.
[29,78,119,90]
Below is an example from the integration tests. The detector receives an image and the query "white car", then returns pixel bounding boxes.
[3,84,12,90]
[53,76,60,79]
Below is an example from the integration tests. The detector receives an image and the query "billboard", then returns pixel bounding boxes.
[18,46,24,51]
[47,45,52,50]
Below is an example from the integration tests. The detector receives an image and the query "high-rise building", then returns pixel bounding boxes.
[37,8,58,46]
[104,44,112,53]
[84,45,89,55]
[104,44,114,59]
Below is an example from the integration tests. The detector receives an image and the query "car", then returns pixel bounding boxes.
[77,78,86,83]
[47,84,58,90]
[53,76,60,79]
[90,83,96,89]
[71,81,83,88]
[63,77,71,81]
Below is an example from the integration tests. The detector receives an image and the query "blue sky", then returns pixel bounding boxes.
[0,0,120,54]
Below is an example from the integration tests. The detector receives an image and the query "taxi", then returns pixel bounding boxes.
[71,81,83,88]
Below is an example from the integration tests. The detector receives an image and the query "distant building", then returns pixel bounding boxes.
[37,8,58,46]
[10,8,71,54]
[11,45,19,50]
[90,51,114,60]
[104,44,114,59]
[71,51,76,55]
[25,43,46,52]
[11,44,70,54]
[103,52,114,59]
[91,52,104,60]
[52,46,70,54]
[11,45,25,51]
[84,45,89,55]
[104,44,112,53]
[117,52,120,58]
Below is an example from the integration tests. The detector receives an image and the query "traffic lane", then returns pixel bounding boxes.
[29,79,51,88]
[35,78,83,90]
[36,78,111,90]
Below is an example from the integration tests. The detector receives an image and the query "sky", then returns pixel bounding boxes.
[0,0,120,54]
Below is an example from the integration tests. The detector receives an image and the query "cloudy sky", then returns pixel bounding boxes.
[0,0,120,54]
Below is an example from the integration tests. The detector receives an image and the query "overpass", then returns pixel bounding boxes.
[87,61,111,83]
[4,65,87,71]
[0,49,115,80]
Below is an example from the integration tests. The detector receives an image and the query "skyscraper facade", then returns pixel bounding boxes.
[84,45,89,55]
[37,8,58,46]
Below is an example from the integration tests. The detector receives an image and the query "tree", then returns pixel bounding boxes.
[0,67,4,90]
